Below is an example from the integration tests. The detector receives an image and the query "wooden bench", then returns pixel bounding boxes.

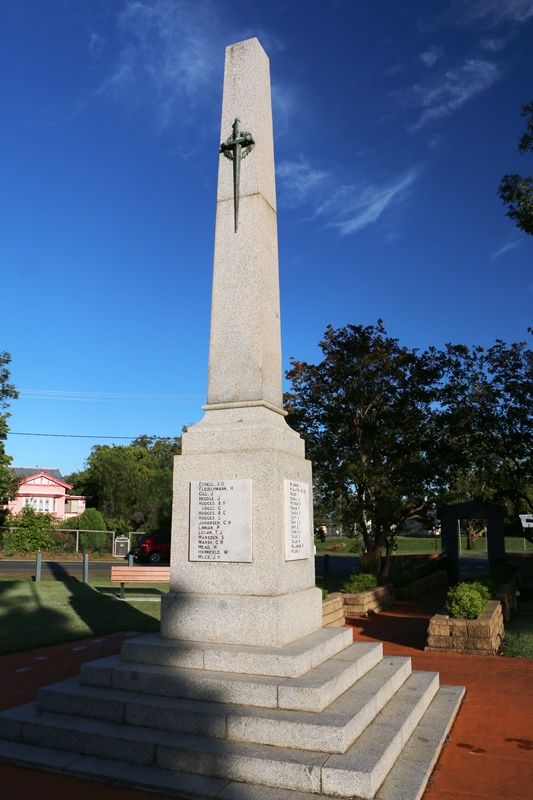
[110,565,170,600]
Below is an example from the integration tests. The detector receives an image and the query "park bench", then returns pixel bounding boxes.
[110,565,170,600]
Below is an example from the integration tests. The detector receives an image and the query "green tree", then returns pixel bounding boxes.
[66,436,182,536]
[0,351,18,514]
[60,507,107,530]
[437,335,533,540]
[285,321,442,578]
[498,101,533,235]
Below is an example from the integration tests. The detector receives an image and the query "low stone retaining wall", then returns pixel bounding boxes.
[343,584,395,617]
[426,600,504,655]
[397,570,448,599]
[322,592,345,627]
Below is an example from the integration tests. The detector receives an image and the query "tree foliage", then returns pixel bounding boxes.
[285,321,442,577]
[3,507,56,555]
[0,352,18,512]
[498,101,533,235]
[66,436,182,536]
[285,321,533,575]
[437,337,533,531]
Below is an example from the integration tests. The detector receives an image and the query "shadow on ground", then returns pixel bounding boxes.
[0,565,160,655]
[348,586,449,651]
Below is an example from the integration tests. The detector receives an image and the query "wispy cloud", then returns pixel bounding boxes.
[272,82,298,134]
[277,157,330,207]
[456,0,533,25]
[479,36,510,50]
[88,32,105,59]
[278,157,421,236]
[410,59,499,129]
[318,169,421,236]
[91,0,223,130]
[419,46,443,68]
[490,238,523,261]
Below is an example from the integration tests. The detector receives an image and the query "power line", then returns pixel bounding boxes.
[9,432,177,440]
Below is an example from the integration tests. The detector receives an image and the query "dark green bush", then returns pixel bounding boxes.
[446,583,487,619]
[469,581,491,603]
[2,508,56,555]
[61,508,107,531]
[342,573,378,594]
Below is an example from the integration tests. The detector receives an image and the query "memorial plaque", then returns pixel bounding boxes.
[189,480,252,562]
[284,480,310,561]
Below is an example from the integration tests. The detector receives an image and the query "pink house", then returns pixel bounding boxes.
[7,467,87,520]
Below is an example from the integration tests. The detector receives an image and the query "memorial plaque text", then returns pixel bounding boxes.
[189,480,252,562]
[284,480,310,561]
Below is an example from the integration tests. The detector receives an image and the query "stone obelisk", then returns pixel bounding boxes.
[161,37,323,647]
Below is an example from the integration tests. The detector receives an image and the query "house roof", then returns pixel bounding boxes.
[12,467,65,480]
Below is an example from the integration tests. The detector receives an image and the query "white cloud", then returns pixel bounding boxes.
[457,0,533,24]
[272,83,297,134]
[479,36,510,50]
[94,0,222,129]
[277,157,330,207]
[320,169,421,236]
[411,59,499,129]
[278,157,420,237]
[419,46,443,68]
[88,32,105,59]
[490,238,523,260]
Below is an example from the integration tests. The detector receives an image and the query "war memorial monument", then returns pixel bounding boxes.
[0,38,464,800]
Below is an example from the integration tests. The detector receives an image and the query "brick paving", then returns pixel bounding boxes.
[0,591,531,800]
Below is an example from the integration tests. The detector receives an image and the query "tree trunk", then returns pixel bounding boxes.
[361,544,381,577]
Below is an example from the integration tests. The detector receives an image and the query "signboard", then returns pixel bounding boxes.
[189,480,252,562]
[284,480,310,561]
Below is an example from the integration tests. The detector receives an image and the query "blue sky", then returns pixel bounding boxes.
[2,0,532,476]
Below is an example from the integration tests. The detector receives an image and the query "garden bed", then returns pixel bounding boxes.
[426,599,504,655]
[342,584,395,617]
[322,592,345,627]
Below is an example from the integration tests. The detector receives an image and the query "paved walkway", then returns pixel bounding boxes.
[0,592,532,800]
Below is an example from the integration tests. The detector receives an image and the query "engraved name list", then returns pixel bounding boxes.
[189,479,252,562]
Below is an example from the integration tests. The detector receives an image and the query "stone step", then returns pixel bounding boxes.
[321,671,440,798]
[121,627,354,677]
[80,641,383,712]
[155,672,439,796]
[0,680,462,800]
[227,657,412,753]
[375,685,465,800]
[37,656,412,753]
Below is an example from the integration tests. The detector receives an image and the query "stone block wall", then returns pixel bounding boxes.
[322,592,345,627]
[343,585,395,617]
[426,600,504,655]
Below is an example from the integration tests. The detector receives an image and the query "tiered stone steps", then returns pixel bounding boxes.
[0,628,464,799]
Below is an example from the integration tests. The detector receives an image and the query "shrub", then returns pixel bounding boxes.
[2,508,56,555]
[469,581,491,603]
[446,583,487,619]
[342,573,378,594]
[61,508,107,531]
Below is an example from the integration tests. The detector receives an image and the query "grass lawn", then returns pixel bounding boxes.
[315,535,441,555]
[0,578,163,656]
